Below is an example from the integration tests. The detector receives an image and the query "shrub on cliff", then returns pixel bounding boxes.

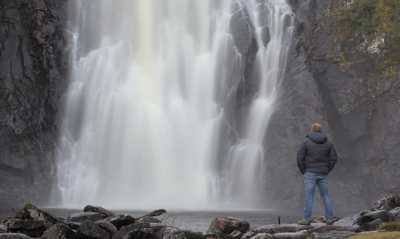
[331,0,400,77]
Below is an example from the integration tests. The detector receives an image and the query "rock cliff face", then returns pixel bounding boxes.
[1,0,399,212]
[263,0,400,213]
[0,0,69,209]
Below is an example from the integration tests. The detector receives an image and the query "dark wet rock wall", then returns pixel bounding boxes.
[0,0,69,209]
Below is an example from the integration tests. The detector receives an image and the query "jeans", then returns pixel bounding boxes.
[304,172,334,220]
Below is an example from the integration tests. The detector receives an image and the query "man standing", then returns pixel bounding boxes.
[297,123,338,225]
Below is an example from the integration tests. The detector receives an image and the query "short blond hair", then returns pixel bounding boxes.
[311,123,322,132]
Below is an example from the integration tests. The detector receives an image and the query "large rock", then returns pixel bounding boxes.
[112,223,164,239]
[374,194,400,211]
[136,217,162,224]
[116,229,156,239]
[333,214,361,232]
[15,204,59,227]
[104,214,136,229]
[207,217,250,235]
[68,212,108,223]
[389,207,400,220]
[161,227,204,239]
[78,220,114,239]
[142,209,167,218]
[355,210,390,226]
[41,223,76,239]
[228,230,243,239]
[272,230,309,239]
[310,224,357,233]
[241,231,257,239]
[63,221,81,230]
[0,224,7,233]
[249,233,273,239]
[3,218,46,237]
[312,230,355,239]
[84,205,115,217]
[0,234,32,239]
[254,224,311,234]
[96,220,118,236]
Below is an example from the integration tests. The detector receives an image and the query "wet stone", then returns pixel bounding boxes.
[68,212,108,223]
[254,224,311,234]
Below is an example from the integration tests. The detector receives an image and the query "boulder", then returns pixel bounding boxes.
[68,212,108,223]
[105,214,136,229]
[41,223,76,239]
[112,223,142,239]
[0,224,7,233]
[312,230,355,239]
[207,217,250,235]
[137,217,162,224]
[310,224,357,233]
[249,233,273,239]
[3,218,46,237]
[120,229,157,239]
[63,221,81,230]
[205,234,217,239]
[272,230,309,239]
[14,204,59,228]
[142,209,167,218]
[112,223,164,239]
[229,230,243,239]
[389,207,400,220]
[308,223,325,230]
[241,231,257,239]
[356,210,390,226]
[254,224,311,234]
[333,214,360,232]
[96,220,118,235]
[0,233,32,239]
[161,227,204,239]
[78,220,113,239]
[374,194,400,211]
[84,205,114,217]
[362,218,384,231]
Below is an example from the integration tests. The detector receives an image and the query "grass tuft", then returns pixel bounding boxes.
[350,231,400,239]
[379,221,400,232]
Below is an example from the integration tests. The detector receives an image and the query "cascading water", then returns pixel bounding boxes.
[55,0,293,209]
[224,0,293,207]
[56,0,234,209]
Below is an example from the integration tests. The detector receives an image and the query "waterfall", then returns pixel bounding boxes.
[55,0,293,209]
[224,0,293,207]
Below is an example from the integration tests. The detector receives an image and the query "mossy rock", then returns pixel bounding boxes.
[379,221,400,232]
[350,231,400,239]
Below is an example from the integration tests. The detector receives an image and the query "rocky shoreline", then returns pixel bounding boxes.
[1,195,399,239]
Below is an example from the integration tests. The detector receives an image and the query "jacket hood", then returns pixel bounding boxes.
[306,132,327,144]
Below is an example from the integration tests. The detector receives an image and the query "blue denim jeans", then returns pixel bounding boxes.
[304,172,334,220]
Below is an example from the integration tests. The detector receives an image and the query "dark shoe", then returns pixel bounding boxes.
[298,219,312,225]
[324,217,339,225]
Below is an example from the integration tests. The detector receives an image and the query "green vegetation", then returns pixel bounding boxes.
[350,231,400,239]
[331,0,400,77]
[379,221,400,231]
[23,202,35,210]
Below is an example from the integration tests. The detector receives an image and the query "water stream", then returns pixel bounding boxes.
[224,0,293,207]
